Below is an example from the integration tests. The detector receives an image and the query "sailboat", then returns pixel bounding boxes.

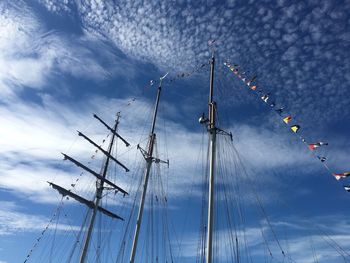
[22,52,350,263]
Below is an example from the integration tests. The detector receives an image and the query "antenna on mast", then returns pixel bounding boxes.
[160,72,169,85]
[208,39,217,57]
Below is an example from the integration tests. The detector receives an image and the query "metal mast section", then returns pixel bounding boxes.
[199,51,231,263]
[80,112,123,263]
[129,74,169,263]
[207,54,216,263]
[48,113,130,263]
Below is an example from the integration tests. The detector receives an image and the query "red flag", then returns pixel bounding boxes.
[333,172,350,180]
[308,144,319,151]
[308,142,328,150]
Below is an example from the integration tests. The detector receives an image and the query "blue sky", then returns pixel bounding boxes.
[0,0,350,262]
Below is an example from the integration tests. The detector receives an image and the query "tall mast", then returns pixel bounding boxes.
[49,113,129,262]
[80,113,121,263]
[207,54,216,263]
[129,77,165,263]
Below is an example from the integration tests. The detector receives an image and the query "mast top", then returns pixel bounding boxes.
[159,72,168,86]
[208,39,216,59]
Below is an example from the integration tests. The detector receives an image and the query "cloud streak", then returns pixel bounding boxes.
[0,1,349,261]
[1,90,348,204]
[0,1,136,103]
[0,201,80,236]
[177,215,350,263]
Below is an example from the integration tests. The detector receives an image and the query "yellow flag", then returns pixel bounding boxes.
[291,125,300,133]
[283,116,292,124]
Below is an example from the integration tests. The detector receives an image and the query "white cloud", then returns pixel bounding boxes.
[1,1,349,260]
[0,201,80,236]
[0,90,205,205]
[0,94,137,203]
[37,0,73,13]
[177,216,350,262]
[0,1,129,102]
[30,0,350,125]
[1,90,349,205]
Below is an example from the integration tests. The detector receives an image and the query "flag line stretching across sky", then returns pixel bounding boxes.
[224,61,350,190]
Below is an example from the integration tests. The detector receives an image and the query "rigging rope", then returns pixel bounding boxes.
[23,198,64,263]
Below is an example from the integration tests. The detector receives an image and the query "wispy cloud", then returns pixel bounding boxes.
[0,1,134,102]
[1,90,348,204]
[36,0,74,13]
[0,201,79,236]
[177,215,350,262]
[0,1,349,261]
[34,0,350,125]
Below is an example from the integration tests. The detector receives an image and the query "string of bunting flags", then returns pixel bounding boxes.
[23,133,111,262]
[120,62,210,112]
[223,61,350,192]
[146,62,209,88]
[23,62,211,262]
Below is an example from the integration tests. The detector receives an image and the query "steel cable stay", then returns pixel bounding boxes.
[115,158,145,262]
[191,128,208,263]
[216,136,253,263]
[64,133,115,261]
[154,141,174,262]
[158,101,179,263]
[26,111,133,262]
[309,236,319,263]
[22,59,210,263]
[220,133,288,262]
[222,137,272,262]
[23,197,66,262]
[214,57,258,263]
[227,138,350,262]
[218,153,240,263]
[196,134,210,263]
[22,57,208,263]
[115,160,144,263]
[23,136,109,262]
[67,207,91,263]
[111,93,174,263]
[96,132,133,262]
[260,173,349,261]
[49,204,62,262]
[118,97,168,263]
[51,205,90,262]
[215,119,246,263]
[211,47,336,262]
[227,140,296,263]
[22,50,350,263]
[95,203,119,262]
[216,144,237,263]
[208,123,270,261]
